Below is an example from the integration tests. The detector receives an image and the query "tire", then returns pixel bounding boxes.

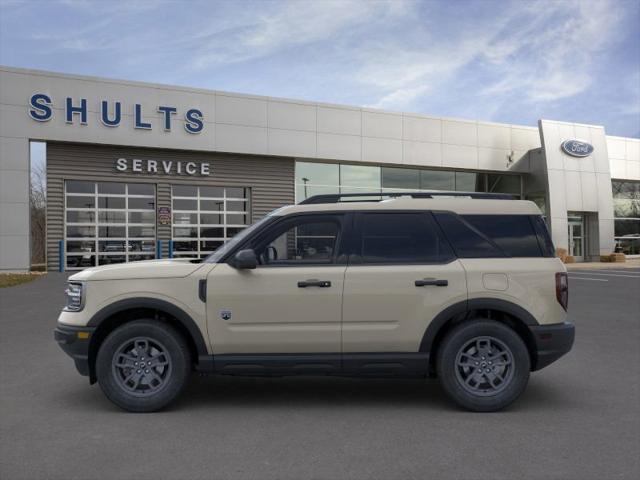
[96,320,191,412]
[436,319,530,412]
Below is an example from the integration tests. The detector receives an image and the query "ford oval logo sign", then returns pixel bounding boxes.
[561,139,594,157]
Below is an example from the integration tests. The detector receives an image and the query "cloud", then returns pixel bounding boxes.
[355,0,624,110]
[188,0,410,70]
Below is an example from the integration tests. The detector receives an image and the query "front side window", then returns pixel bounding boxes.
[255,216,342,265]
[357,213,454,264]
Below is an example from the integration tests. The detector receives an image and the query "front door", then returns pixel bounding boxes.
[568,214,584,262]
[206,214,347,355]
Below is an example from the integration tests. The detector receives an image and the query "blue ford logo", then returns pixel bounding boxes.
[561,139,594,157]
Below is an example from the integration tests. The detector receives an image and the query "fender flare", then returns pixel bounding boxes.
[87,297,209,357]
[419,298,539,353]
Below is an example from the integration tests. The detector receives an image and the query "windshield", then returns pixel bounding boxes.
[204,215,274,263]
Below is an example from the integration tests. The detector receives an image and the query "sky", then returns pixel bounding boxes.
[1,0,639,137]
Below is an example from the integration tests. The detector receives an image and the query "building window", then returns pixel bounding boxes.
[64,181,156,270]
[171,186,249,259]
[295,161,522,202]
[612,180,640,255]
[340,165,381,193]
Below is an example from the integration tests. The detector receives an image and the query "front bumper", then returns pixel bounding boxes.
[54,324,95,377]
[529,322,575,371]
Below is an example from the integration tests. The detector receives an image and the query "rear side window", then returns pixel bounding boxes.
[462,215,542,257]
[435,212,545,258]
[433,212,504,258]
[357,213,454,264]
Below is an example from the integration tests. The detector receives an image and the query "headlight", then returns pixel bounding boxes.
[64,282,85,312]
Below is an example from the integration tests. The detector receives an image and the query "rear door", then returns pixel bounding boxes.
[341,212,467,353]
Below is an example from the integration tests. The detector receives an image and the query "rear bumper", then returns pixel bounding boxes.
[54,324,95,377]
[529,322,575,371]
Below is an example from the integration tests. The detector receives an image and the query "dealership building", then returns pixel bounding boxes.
[1,66,639,272]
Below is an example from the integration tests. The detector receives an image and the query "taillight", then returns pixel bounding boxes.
[556,272,569,311]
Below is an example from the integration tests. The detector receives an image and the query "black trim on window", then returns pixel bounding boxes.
[531,215,555,257]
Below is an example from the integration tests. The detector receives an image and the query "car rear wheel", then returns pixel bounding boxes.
[96,320,191,412]
[436,319,530,412]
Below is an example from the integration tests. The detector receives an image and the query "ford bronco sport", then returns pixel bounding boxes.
[55,192,574,412]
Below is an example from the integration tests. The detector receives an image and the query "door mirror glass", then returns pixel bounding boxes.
[232,249,257,269]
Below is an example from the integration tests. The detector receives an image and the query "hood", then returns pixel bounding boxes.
[68,259,205,281]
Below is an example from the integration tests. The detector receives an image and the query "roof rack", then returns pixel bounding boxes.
[299,191,515,204]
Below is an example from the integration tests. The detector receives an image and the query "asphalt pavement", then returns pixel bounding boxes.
[1,270,639,480]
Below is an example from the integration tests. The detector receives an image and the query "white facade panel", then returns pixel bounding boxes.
[402,116,441,143]
[606,137,627,159]
[547,169,568,215]
[362,137,402,164]
[564,170,583,211]
[268,129,316,157]
[511,127,541,151]
[0,136,29,171]
[317,133,361,161]
[590,128,610,173]
[267,101,316,132]
[627,139,640,161]
[442,144,478,169]
[317,107,361,136]
[443,120,477,147]
[0,235,30,270]
[402,141,442,167]
[626,160,640,180]
[0,168,28,203]
[579,172,598,212]
[0,201,29,236]
[214,124,267,154]
[478,123,511,150]
[610,159,627,179]
[478,147,510,171]
[362,111,402,139]
[215,94,267,127]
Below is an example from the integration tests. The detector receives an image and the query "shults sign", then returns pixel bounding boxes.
[28,93,204,134]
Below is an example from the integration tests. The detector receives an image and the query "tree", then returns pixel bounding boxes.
[30,161,46,268]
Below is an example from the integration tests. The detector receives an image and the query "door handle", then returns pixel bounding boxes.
[298,279,332,288]
[415,278,448,287]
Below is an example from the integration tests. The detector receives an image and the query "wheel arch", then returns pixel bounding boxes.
[86,298,209,383]
[421,299,539,374]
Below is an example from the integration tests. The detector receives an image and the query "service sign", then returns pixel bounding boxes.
[561,139,594,157]
[115,157,210,176]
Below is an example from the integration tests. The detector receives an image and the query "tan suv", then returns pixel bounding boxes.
[54,192,574,412]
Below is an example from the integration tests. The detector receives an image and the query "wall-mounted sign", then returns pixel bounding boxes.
[561,139,594,157]
[28,93,204,134]
[115,158,210,176]
[158,207,171,226]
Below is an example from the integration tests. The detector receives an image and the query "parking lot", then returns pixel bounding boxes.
[1,269,639,480]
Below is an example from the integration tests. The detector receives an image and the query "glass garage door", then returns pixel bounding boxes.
[65,181,156,270]
[171,186,249,259]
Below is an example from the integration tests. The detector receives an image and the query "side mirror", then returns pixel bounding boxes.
[232,249,257,270]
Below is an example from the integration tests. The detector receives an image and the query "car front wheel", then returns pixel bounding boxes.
[436,319,530,412]
[96,320,191,412]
